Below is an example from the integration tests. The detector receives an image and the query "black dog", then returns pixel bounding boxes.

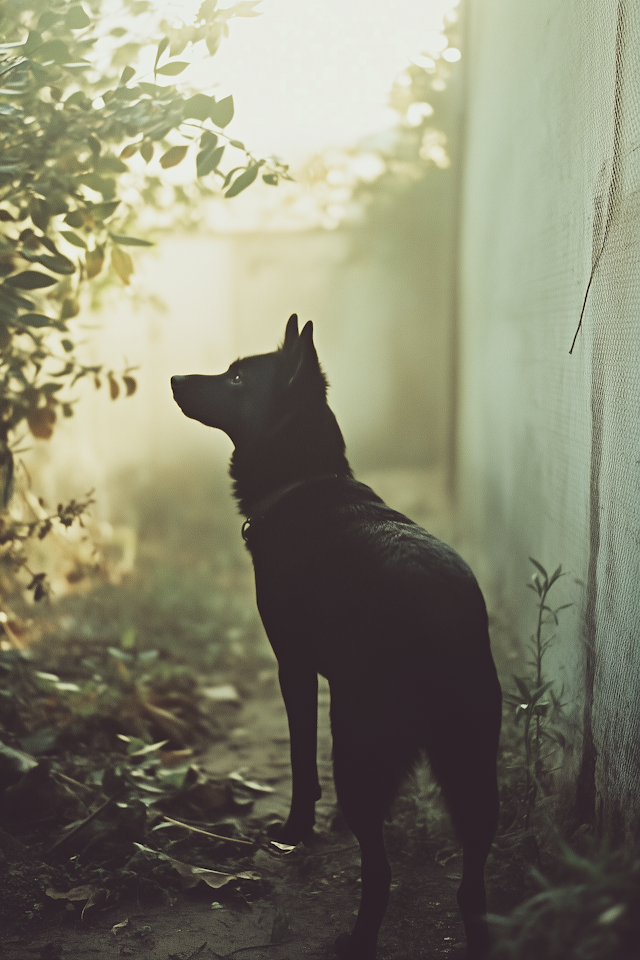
[171,315,501,959]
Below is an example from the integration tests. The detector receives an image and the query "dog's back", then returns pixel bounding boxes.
[172,315,501,960]
[247,472,501,819]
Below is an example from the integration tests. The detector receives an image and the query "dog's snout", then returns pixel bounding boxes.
[171,375,186,392]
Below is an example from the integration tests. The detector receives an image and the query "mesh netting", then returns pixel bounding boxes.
[458,0,640,839]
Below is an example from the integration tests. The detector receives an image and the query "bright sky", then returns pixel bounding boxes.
[176,0,459,167]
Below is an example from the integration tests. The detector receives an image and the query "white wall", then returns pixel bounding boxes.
[457,0,640,840]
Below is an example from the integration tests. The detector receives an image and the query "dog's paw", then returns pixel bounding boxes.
[266,818,314,846]
[334,932,376,960]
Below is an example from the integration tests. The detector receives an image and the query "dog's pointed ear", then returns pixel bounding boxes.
[283,314,299,351]
[299,320,315,355]
[285,319,325,396]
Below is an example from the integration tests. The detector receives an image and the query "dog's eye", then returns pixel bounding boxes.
[230,371,243,385]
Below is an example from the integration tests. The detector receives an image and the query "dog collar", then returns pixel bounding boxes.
[242,473,339,542]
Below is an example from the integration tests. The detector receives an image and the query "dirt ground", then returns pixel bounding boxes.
[1,670,521,960]
[0,468,521,959]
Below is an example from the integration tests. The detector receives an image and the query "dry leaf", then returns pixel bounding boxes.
[111,245,134,285]
[133,845,259,890]
[27,404,56,440]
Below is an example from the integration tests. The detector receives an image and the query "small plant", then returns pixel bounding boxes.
[505,559,572,830]
[490,845,640,960]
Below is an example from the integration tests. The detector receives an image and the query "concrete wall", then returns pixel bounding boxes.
[457,0,640,839]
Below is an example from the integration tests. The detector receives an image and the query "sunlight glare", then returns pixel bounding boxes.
[144,0,460,167]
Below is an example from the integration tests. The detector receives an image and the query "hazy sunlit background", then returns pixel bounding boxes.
[27,0,462,597]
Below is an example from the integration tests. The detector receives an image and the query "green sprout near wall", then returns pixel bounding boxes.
[506,560,573,830]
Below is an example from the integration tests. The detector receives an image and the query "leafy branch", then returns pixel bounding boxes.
[1,0,284,609]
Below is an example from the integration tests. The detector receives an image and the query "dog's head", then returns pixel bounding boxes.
[171,314,327,448]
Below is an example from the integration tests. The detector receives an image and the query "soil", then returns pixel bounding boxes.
[0,671,521,960]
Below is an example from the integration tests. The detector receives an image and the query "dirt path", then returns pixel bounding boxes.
[2,672,487,960]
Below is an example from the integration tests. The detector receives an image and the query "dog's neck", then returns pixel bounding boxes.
[230,403,353,519]
[244,472,340,523]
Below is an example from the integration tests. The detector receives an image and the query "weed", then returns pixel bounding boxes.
[504,559,572,831]
[490,844,640,959]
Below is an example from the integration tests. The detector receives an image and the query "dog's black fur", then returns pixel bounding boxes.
[171,316,502,960]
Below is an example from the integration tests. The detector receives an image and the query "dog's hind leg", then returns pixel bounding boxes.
[332,780,391,960]
[432,743,500,959]
[330,699,408,960]
[334,822,390,960]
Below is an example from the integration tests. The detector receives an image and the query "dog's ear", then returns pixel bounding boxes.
[285,320,324,393]
[283,313,299,351]
[299,320,315,356]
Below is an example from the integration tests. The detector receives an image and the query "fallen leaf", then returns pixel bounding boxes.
[46,883,105,916]
[133,844,259,890]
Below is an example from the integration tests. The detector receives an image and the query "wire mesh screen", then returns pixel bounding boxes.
[457,0,640,839]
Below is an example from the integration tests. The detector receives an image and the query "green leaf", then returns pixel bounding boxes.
[16,312,55,327]
[232,0,263,18]
[200,130,218,151]
[154,37,169,72]
[196,144,224,177]
[61,338,74,352]
[229,139,245,149]
[91,201,120,221]
[109,234,154,247]
[529,680,554,705]
[159,145,189,169]
[140,141,154,163]
[64,90,91,110]
[94,155,129,174]
[60,230,87,249]
[513,675,531,701]
[64,210,85,228]
[198,0,219,21]
[155,61,189,77]
[183,93,215,121]
[225,162,260,198]
[65,6,91,29]
[0,285,35,312]
[22,252,75,275]
[547,565,564,589]
[33,39,71,65]
[529,558,548,580]
[6,271,57,290]
[38,11,62,31]
[119,65,136,86]
[30,198,50,232]
[81,173,116,199]
[108,646,133,662]
[22,30,43,57]
[262,173,278,185]
[210,95,234,128]
[222,166,243,188]
[60,297,80,320]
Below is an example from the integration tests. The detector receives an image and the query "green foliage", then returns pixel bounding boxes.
[504,560,572,831]
[0,0,289,606]
[491,846,640,960]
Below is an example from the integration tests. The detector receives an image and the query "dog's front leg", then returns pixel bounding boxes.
[268,663,321,845]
